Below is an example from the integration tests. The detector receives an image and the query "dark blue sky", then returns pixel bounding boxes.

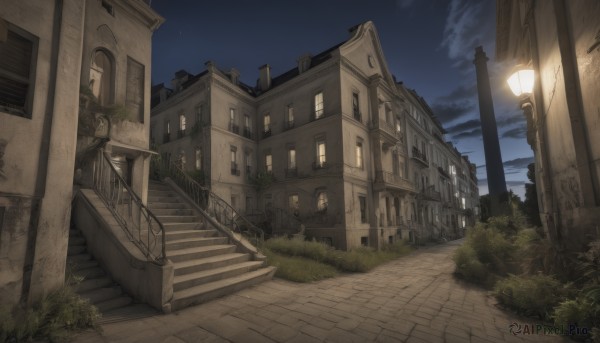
[150,0,532,199]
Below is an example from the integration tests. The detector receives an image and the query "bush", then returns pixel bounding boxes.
[262,248,338,282]
[466,224,515,275]
[0,286,100,342]
[494,274,566,319]
[453,245,490,286]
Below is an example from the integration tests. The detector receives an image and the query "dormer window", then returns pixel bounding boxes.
[298,54,312,73]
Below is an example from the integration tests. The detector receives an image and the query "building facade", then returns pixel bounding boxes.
[0,0,162,307]
[151,21,479,250]
[496,0,600,252]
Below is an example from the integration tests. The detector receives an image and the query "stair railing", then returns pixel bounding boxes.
[93,149,166,263]
[157,158,264,244]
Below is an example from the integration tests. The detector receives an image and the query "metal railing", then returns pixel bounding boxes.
[375,170,413,191]
[156,158,264,244]
[93,150,166,263]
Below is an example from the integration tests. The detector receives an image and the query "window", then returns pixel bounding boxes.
[385,103,392,124]
[288,147,296,169]
[243,114,252,139]
[317,191,328,212]
[360,237,369,247]
[359,196,367,223]
[163,120,170,143]
[166,120,170,134]
[395,116,401,133]
[286,104,294,128]
[125,57,144,122]
[352,92,360,120]
[315,140,326,168]
[314,92,324,119]
[265,153,272,172]
[289,194,299,217]
[392,153,399,176]
[89,49,113,107]
[356,141,363,169]
[230,146,239,175]
[229,108,238,133]
[263,113,271,137]
[195,148,202,170]
[179,113,186,130]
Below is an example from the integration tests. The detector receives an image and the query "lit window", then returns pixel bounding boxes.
[314,92,324,119]
[288,147,296,169]
[230,108,235,123]
[287,105,294,127]
[179,113,186,130]
[317,191,328,212]
[289,194,299,216]
[356,141,363,169]
[263,113,270,132]
[229,108,237,133]
[89,49,113,107]
[166,120,170,134]
[195,148,202,170]
[352,92,360,119]
[265,153,272,172]
[316,140,326,167]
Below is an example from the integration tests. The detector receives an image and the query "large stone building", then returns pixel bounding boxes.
[151,21,479,250]
[0,0,163,307]
[496,0,600,251]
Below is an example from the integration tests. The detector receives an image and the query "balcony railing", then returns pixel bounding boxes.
[285,167,298,178]
[243,127,253,139]
[284,120,295,130]
[353,111,362,122]
[411,146,428,166]
[231,162,240,176]
[163,133,170,143]
[93,150,166,263]
[229,123,239,134]
[375,170,413,191]
[312,161,328,170]
[438,166,450,179]
[177,129,186,139]
[262,128,272,138]
[422,185,441,202]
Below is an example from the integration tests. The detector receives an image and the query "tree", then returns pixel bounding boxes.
[523,163,542,227]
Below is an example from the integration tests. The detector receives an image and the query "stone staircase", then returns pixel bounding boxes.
[67,227,141,322]
[148,181,275,311]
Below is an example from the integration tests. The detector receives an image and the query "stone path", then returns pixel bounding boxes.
[75,240,567,342]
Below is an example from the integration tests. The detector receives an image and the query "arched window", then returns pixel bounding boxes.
[89,49,113,106]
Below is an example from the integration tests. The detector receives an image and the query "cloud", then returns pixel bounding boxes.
[396,0,416,8]
[501,126,527,139]
[476,164,486,169]
[445,119,481,134]
[451,128,481,139]
[496,111,526,128]
[507,180,526,187]
[431,101,475,123]
[503,156,534,170]
[437,84,478,102]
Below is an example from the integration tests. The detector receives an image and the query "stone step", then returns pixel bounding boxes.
[67,259,98,272]
[148,189,175,197]
[173,253,251,276]
[68,253,93,263]
[167,245,237,263]
[151,208,195,216]
[80,286,123,304]
[148,196,180,203]
[166,236,229,250]
[173,261,264,292]
[73,266,105,279]
[155,215,198,223]
[165,229,219,241]
[75,277,113,293]
[171,267,276,310]
[162,222,204,231]
[68,236,86,246]
[148,202,188,210]
[95,296,133,313]
[68,245,86,256]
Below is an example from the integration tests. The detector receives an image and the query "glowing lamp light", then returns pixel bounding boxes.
[507,68,534,96]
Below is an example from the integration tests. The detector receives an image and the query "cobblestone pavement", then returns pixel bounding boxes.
[75,239,567,342]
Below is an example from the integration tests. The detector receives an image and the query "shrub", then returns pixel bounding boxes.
[494,274,566,319]
[263,248,338,282]
[466,224,515,275]
[0,286,100,342]
[453,245,490,285]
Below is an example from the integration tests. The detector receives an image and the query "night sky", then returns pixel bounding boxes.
[149,0,532,200]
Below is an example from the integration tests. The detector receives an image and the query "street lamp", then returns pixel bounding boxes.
[507,66,534,96]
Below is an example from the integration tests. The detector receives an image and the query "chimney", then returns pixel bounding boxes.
[171,69,190,92]
[297,54,312,74]
[258,64,271,91]
[230,68,240,85]
[205,60,216,73]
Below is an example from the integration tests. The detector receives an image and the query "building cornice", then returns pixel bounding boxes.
[114,0,164,31]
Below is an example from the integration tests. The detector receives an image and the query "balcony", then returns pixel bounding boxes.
[422,185,441,202]
[231,162,240,176]
[310,111,325,122]
[411,146,429,167]
[229,123,239,134]
[284,120,295,131]
[312,161,329,170]
[262,127,272,138]
[374,170,413,192]
[177,129,186,139]
[353,111,362,123]
[285,167,298,178]
[369,119,403,145]
[163,133,170,143]
[243,127,253,139]
[437,166,450,179]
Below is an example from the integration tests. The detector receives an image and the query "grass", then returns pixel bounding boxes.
[261,237,412,281]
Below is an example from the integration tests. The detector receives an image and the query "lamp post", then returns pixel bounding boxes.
[507,66,537,147]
